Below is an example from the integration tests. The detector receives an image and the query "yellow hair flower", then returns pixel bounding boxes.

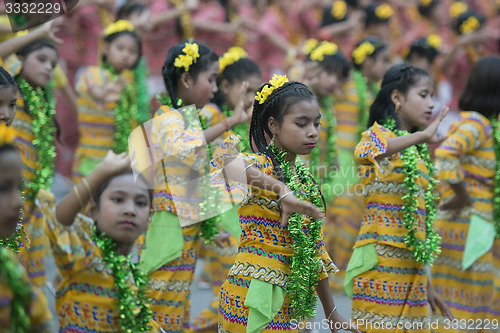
[331,1,347,20]
[219,47,248,73]
[0,124,16,147]
[352,42,375,65]
[310,41,338,62]
[174,42,200,72]
[460,16,480,34]
[375,4,394,20]
[426,34,442,49]
[255,74,289,104]
[303,39,319,56]
[104,20,134,36]
[420,0,432,6]
[449,1,467,19]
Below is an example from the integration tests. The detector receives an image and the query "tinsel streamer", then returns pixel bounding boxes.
[309,96,337,201]
[490,117,500,238]
[385,118,441,264]
[270,143,324,321]
[90,228,152,332]
[158,95,219,243]
[221,104,250,152]
[0,247,32,333]
[134,57,151,124]
[354,70,379,140]
[16,78,56,202]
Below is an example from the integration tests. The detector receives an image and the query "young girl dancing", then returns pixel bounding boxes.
[348,64,453,332]
[39,150,160,332]
[213,75,359,333]
[73,20,143,181]
[140,40,249,332]
[432,56,500,330]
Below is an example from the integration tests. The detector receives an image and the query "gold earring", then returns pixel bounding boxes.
[185,85,189,90]
[395,103,401,112]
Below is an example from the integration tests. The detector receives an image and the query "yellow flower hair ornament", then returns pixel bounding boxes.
[426,34,442,49]
[174,42,200,72]
[449,1,468,19]
[460,16,480,34]
[309,41,338,62]
[255,74,288,105]
[331,1,347,20]
[419,0,432,7]
[352,41,375,65]
[303,39,319,56]
[0,124,16,147]
[219,47,248,73]
[104,20,135,36]
[375,4,394,20]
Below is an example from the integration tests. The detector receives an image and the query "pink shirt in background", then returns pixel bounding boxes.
[193,1,234,56]
[257,6,288,80]
[238,4,260,63]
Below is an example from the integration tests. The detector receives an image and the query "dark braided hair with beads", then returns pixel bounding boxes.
[249,81,317,182]
[367,64,432,131]
[162,41,218,107]
[0,66,17,89]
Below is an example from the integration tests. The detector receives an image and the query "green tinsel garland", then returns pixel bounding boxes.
[221,104,250,152]
[0,247,32,333]
[309,96,336,201]
[489,117,500,238]
[353,70,379,140]
[134,57,151,124]
[16,78,56,202]
[270,142,324,321]
[158,94,219,243]
[103,63,139,154]
[385,118,441,264]
[90,228,152,332]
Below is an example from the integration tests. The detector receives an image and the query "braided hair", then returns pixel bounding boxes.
[0,66,17,90]
[162,41,218,107]
[249,81,317,181]
[368,64,431,130]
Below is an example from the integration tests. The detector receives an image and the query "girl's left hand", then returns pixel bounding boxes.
[438,194,473,220]
[428,282,454,320]
[215,232,231,248]
[230,81,251,126]
[98,150,134,178]
[329,311,361,333]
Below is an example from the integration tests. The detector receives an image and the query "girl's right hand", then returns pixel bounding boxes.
[421,106,449,144]
[279,191,324,227]
[98,150,133,178]
[229,81,251,127]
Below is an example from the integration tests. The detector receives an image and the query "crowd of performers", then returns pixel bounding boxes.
[0,0,499,332]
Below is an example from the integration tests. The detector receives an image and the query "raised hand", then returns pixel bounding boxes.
[39,18,63,44]
[98,150,134,178]
[421,106,449,144]
[229,81,251,126]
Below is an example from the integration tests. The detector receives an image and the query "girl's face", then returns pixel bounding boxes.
[20,46,58,89]
[0,86,17,126]
[91,174,150,249]
[312,68,341,98]
[104,34,140,73]
[366,48,391,82]
[0,150,23,239]
[185,61,219,108]
[396,76,435,130]
[269,98,321,159]
[221,74,262,111]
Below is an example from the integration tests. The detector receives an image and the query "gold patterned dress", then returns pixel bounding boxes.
[432,111,499,331]
[351,122,432,332]
[212,135,338,332]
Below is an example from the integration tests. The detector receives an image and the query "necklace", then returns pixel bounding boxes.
[490,116,500,238]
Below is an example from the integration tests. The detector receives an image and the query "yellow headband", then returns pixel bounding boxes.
[375,4,394,20]
[460,16,480,34]
[309,41,338,62]
[331,1,347,20]
[426,34,442,49]
[449,1,468,19]
[104,20,134,36]
[0,124,16,147]
[174,42,200,72]
[255,74,288,105]
[219,47,248,73]
[352,41,375,65]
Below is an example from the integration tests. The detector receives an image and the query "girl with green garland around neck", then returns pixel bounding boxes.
[139,40,249,332]
[12,38,59,293]
[213,75,360,333]
[432,56,500,330]
[191,46,263,332]
[348,64,453,332]
[73,20,147,183]
[39,150,161,332]
[0,71,52,332]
